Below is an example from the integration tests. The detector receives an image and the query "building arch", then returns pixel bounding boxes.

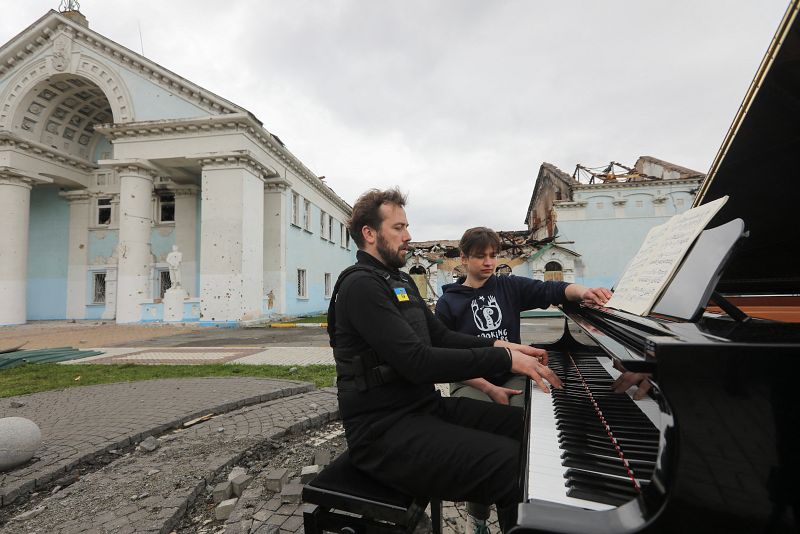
[0,52,135,153]
[544,261,563,281]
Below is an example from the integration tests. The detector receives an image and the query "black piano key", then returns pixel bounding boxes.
[561,453,630,477]
[566,482,637,507]
[565,468,646,490]
[560,439,657,461]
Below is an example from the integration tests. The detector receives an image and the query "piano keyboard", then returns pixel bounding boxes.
[527,353,661,511]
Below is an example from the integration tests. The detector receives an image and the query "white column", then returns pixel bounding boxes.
[263,180,290,315]
[199,156,265,323]
[173,186,199,297]
[0,174,32,325]
[115,162,157,323]
[60,190,91,320]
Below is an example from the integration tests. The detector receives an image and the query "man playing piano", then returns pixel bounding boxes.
[328,188,562,533]
[435,227,611,533]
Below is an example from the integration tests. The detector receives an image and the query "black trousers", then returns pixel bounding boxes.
[349,396,524,531]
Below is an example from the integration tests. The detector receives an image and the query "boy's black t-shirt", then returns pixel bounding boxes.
[435,274,569,385]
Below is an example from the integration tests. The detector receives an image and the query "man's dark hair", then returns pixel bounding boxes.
[348,188,407,249]
[459,227,501,257]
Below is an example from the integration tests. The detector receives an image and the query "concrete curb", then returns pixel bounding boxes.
[269,323,327,328]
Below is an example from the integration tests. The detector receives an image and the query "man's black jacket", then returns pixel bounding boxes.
[332,250,512,450]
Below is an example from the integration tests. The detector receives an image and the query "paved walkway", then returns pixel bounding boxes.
[69,346,336,366]
[0,378,314,507]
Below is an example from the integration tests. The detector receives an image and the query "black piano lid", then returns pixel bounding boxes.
[694,0,800,295]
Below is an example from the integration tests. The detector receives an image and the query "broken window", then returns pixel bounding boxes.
[97,197,111,225]
[297,269,307,298]
[158,193,175,223]
[328,215,334,241]
[159,270,171,298]
[324,272,332,298]
[291,192,300,226]
[92,272,106,304]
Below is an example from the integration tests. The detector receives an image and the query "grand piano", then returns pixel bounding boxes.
[512,1,800,532]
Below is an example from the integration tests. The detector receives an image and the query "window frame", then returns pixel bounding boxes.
[297,268,308,299]
[96,197,112,226]
[91,271,107,304]
[157,193,175,224]
[291,192,300,226]
[303,199,312,231]
[324,272,332,299]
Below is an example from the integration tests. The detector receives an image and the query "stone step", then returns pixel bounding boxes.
[5,389,339,534]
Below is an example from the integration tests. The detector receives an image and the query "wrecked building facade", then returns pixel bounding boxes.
[408,156,703,301]
[525,156,704,288]
[0,9,355,326]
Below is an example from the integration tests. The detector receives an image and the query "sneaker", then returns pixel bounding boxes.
[466,513,490,534]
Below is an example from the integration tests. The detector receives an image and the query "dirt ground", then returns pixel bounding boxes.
[0,320,209,351]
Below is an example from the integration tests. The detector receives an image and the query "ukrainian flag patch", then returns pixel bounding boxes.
[394,288,410,302]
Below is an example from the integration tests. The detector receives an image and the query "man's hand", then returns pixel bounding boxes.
[612,371,652,400]
[494,340,548,365]
[510,350,562,394]
[581,287,612,306]
[486,385,523,405]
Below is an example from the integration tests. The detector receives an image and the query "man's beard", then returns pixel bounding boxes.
[377,232,406,269]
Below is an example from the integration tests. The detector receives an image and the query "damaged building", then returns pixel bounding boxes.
[407,156,704,300]
[0,8,355,325]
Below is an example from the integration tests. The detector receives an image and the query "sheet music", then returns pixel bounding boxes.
[605,196,728,316]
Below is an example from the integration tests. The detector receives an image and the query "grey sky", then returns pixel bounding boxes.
[1,1,790,239]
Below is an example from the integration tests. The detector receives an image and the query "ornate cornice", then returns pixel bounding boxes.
[0,131,97,173]
[98,158,159,180]
[96,114,353,215]
[59,189,91,202]
[199,151,278,181]
[571,177,703,192]
[0,11,243,117]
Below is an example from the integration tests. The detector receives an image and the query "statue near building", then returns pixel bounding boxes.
[166,245,182,288]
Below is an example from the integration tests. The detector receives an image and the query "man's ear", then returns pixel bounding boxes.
[362,225,376,245]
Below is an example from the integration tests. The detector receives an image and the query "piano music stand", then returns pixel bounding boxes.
[651,218,747,322]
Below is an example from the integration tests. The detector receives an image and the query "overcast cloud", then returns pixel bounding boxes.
[1,1,789,239]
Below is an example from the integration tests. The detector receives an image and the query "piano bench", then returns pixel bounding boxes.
[302,451,441,534]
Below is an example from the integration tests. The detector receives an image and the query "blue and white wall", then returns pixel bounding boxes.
[26,186,69,319]
[551,179,701,288]
[283,184,356,317]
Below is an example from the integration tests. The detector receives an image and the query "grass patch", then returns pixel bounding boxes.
[291,315,327,323]
[0,363,336,398]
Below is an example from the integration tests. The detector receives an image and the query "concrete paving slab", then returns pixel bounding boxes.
[230,347,334,365]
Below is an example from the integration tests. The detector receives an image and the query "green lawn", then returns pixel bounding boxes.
[0,363,336,398]
[290,314,328,323]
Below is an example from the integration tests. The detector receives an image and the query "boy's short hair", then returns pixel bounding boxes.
[459,227,501,257]
[348,188,407,249]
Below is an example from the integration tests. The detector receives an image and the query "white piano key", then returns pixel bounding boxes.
[526,355,661,511]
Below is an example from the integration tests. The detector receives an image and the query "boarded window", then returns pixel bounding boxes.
[92,272,106,304]
[544,261,563,282]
